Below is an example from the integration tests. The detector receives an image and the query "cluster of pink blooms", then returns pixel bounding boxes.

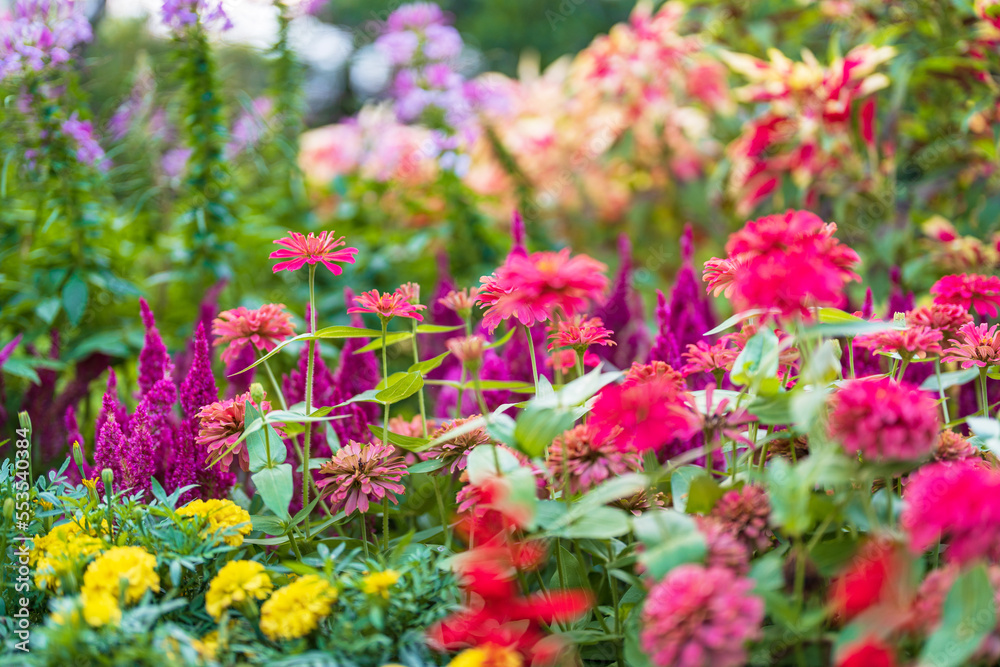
[704,209,860,320]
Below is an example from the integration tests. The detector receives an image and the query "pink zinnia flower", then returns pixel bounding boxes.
[705,210,860,320]
[710,485,774,553]
[934,430,978,462]
[547,424,640,494]
[546,348,600,373]
[855,325,943,361]
[445,336,487,368]
[547,316,615,351]
[941,322,1000,369]
[695,517,751,575]
[640,564,764,667]
[425,416,493,475]
[902,459,1000,564]
[348,289,425,322]
[396,281,422,305]
[438,287,480,316]
[589,375,700,453]
[622,361,687,390]
[907,303,973,342]
[476,249,609,333]
[930,273,1000,317]
[828,378,939,462]
[681,340,738,377]
[197,391,274,472]
[212,304,296,365]
[315,441,408,515]
[269,230,359,274]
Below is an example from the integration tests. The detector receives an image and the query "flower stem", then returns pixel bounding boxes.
[432,477,451,549]
[934,359,950,424]
[382,493,390,552]
[302,264,317,538]
[359,512,370,560]
[380,319,391,551]
[847,336,856,379]
[259,353,288,411]
[980,367,990,418]
[411,319,428,439]
[522,324,539,389]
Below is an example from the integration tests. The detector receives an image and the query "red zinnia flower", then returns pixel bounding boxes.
[348,289,425,322]
[589,375,700,453]
[942,322,1000,369]
[212,304,296,365]
[829,538,906,620]
[547,316,615,351]
[477,249,609,333]
[270,230,359,274]
[837,639,898,667]
[930,273,1000,317]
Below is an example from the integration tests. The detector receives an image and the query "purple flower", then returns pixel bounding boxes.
[161,0,232,34]
[61,112,108,171]
[422,24,462,61]
[0,0,92,81]
[385,3,446,31]
[592,234,651,369]
[161,147,192,180]
[375,30,420,66]
[138,298,174,398]
[119,401,157,498]
[648,290,683,370]
[225,96,274,160]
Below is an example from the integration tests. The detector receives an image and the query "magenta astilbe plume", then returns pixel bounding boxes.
[95,369,129,447]
[179,323,218,423]
[93,413,126,486]
[649,290,683,370]
[593,234,651,369]
[885,267,915,318]
[138,298,174,397]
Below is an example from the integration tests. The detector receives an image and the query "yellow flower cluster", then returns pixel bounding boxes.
[448,645,523,667]
[192,631,221,662]
[205,560,273,621]
[79,546,160,627]
[177,499,253,547]
[30,521,104,592]
[259,575,337,641]
[360,569,400,599]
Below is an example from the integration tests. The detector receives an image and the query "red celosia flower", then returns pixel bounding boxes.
[428,558,591,665]
[639,564,764,667]
[212,304,296,365]
[547,424,640,494]
[907,303,973,342]
[315,441,408,515]
[855,325,943,361]
[622,361,686,390]
[706,210,860,320]
[546,316,615,351]
[942,322,1000,369]
[477,249,609,332]
[827,378,939,462]
[348,289,425,322]
[680,340,738,377]
[197,391,274,472]
[589,375,700,453]
[270,230,359,274]
[930,273,1000,317]
[837,639,898,667]
[902,459,1000,564]
[829,539,906,620]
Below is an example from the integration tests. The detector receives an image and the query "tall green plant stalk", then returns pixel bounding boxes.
[522,324,539,389]
[302,265,317,536]
[380,318,391,550]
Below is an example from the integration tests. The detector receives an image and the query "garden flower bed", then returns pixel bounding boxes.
[3,1,1000,666]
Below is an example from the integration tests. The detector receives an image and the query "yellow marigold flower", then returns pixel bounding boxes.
[82,477,99,492]
[360,569,400,599]
[448,645,523,667]
[81,589,122,628]
[205,560,274,621]
[177,498,253,547]
[82,546,160,604]
[31,521,104,591]
[259,575,337,641]
[192,631,221,661]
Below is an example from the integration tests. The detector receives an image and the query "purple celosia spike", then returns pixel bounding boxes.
[592,234,651,369]
[885,267,915,318]
[335,287,381,431]
[861,288,874,319]
[94,413,125,487]
[0,333,22,368]
[283,336,336,408]
[95,368,129,442]
[138,298,174,397]
[667,227,715,348]
[649,290,683,370]
[120,401,156,498]
[179,323,218,423]
[510,209,527,257]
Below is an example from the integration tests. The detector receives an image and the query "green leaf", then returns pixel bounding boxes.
[670,466,703,513]
[374,371,424,404]
[244,401,286,472]
[366,424,430,451]
[415,324,463,334]
[513,405,577,458]
[918,564,996,667]
[1,359,40,384]
[408,351,451,374]
[466,445,523,484]
[633,509,707,578]
[803,319,901,338]
[921,367,979,392]
[407,458,446,474]
[62,274,89,326]
[704,308,770,336]
[685,474,726,514]
[232,326,384,373]
[767,458,814,537]
[548,506,631,539]
[574,474,648,512]
[354,331,412,353]
[37,298,61,325]
[250,515,286,535]
[730,326,779,386]
[251,464,293,521]
[487,327,516,349]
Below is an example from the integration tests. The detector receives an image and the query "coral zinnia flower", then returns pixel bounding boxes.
[212,304,295,365]
[942,322,1000,369]
[828,378,939,462]
[589,375,700,453]
[477,249,609,332]
[316,441,408,515]
[196,391,274,472]
[907,303,973,342]
[547,316,615,352]
[270,230,359,274]
[548,424,640,494]
[622,361,686,390]
[348,289,425,322]
[930,273,1000,318]
[855,325,943,361]
[702,253,752,299]
[426,416,493,475]
[680,340,738,377]
[705,210,860,320]
[439,287,480,316]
